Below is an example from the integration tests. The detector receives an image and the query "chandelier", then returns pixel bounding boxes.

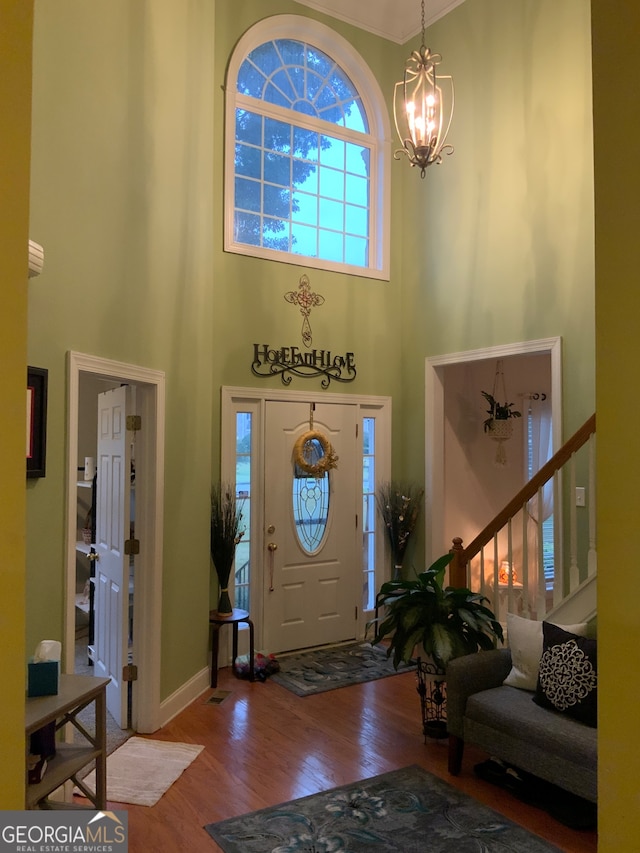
[393,0,454,177]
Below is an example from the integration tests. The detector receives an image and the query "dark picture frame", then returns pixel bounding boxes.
[27,367,48,479]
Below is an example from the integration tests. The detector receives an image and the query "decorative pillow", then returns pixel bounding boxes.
[503,613,588,691]
[533,622,597,727]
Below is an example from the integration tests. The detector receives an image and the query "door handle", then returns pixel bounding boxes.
[267,542,277,591]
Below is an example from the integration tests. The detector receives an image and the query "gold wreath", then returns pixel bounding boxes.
[293,429,339,478]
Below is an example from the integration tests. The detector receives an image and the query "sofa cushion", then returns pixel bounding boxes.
[533,622,597,727]
[465,684,597,769]
[503,613,588,691]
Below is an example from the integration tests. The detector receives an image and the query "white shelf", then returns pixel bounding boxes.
[76,480,93,489]
[75,593,90,614]
[75,541,94,555]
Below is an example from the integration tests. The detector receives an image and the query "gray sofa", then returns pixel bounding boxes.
[446,648,597,803]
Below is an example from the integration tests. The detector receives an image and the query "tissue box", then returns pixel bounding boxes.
[28,661,59,697]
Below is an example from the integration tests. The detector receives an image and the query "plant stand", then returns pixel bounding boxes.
[416,658,447,742]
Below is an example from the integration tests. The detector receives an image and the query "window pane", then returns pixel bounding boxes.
[319,228,343,262]
[264,184,291,218]
[292,192,318,226]
[293,158,318,193]
[263,217,290,251]
[237,60,267,98]
[345,204,368,237]
[235,177,261,213]
[293,128,319,162]
[346,235,368,266]
[264,118,291,154]
[264,151,291,187]
[235,412,252,613]
[362,417,376,612]
[346,173,369,206]
[291,222,318,256]
[277,39,306,71]
[319,166,344,201]
[248,41,283,78]
[346,143,369,177]
[319,137,345,169]
[236,110,263,147]
[234,211,261,246]
[319,197,343,228]
[235,142,261,180]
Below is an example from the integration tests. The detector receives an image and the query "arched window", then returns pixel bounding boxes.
[225,16,390,280]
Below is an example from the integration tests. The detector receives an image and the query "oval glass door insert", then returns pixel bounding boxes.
[292,438,330,554]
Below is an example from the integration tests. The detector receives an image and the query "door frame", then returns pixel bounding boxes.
[425,336,562,561]
[221,386,392,651]
[64,351,165,733]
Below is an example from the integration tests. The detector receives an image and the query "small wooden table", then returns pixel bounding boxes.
[209,608,255,687]
[25,674,109,809]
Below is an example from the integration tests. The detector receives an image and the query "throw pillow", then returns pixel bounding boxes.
[533,622,597,727]
[503,613,588,691]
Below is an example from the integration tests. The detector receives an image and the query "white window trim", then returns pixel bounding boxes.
[224,14,391,281]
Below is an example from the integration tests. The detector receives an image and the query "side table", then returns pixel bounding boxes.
[25,674,109,809]
[209,608,255,687]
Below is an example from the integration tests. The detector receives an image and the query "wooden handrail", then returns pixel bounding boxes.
[450,413,596,587]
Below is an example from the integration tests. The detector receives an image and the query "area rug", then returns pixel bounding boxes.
[205,765,562,852]
[270,642,415,696]
[79,736,204,807]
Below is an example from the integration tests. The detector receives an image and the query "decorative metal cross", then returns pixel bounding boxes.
[284,274,325,348]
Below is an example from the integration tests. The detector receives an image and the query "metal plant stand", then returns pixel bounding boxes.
[416,658,447,742]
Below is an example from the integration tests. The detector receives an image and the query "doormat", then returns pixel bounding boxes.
[205,689,232,705]
[78,736,204,807]
[205,764,562,852]
[270,641,415,696]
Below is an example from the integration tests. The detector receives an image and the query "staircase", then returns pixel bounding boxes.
[449,414,596,626]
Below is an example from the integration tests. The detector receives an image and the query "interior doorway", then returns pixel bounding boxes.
[65,352,165,734]
[425,337,562,562]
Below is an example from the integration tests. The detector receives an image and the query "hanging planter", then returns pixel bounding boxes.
[482,361,521,466]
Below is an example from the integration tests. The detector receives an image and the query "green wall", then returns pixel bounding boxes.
[399,0,594,490]
[27,0,595,705]
[28,0,215,696]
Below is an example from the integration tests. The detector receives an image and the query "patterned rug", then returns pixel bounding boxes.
[205,764,562,852]
[270,642,415,697]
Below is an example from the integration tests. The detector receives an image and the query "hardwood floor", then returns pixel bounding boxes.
[113,667,597,852]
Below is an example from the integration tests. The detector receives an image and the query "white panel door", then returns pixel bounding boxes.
[263,400,358,653]
[94,385,131,727]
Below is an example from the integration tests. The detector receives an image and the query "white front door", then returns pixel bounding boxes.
[263,400,358,653]
[93,385,132,727]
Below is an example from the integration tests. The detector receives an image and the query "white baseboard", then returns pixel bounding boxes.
[158,666,210,728]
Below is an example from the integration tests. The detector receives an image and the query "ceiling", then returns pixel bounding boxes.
[293,0,466,45]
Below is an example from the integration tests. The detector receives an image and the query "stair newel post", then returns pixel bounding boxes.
[449,537,467,588]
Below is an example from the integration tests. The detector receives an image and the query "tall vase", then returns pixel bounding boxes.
[217,587,232,615]
[393,563,403,580]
